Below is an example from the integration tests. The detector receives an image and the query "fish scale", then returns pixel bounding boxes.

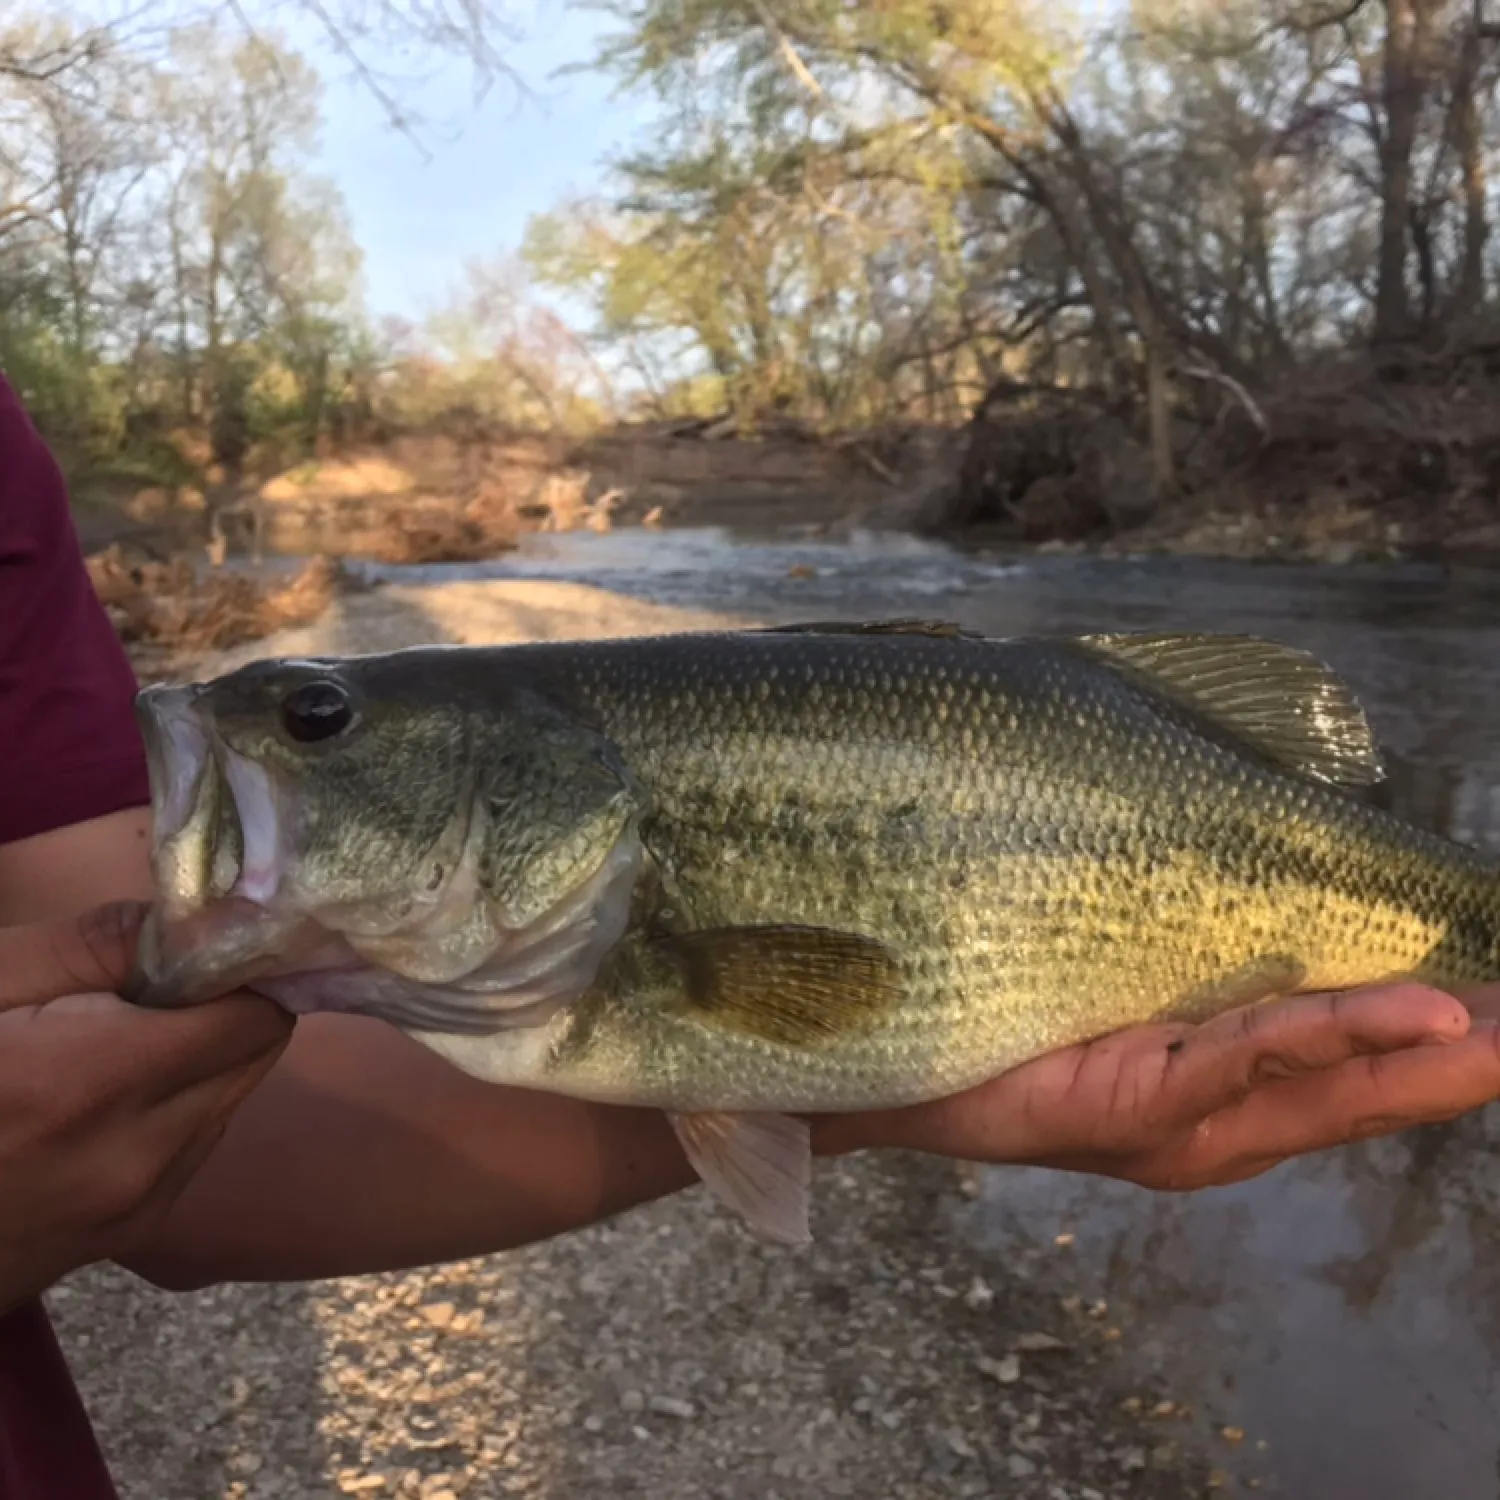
[374,627,1500,1114]
[128,622,1500,1243]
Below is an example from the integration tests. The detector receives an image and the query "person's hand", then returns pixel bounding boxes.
[0,904,293,1311]
[820,984,1500,1189]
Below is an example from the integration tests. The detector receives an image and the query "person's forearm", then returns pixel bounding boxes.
[119,1013,702,1288]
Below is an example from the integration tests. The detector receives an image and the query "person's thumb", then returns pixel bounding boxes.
[0,901,148,1011]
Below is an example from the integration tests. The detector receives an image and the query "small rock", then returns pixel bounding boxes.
[1118,1447,1147,1473]
[1208,1470,1231,1490]
[1007,1455,1037,1479]
[963,1277,994,1310]
[582,1414,603,1433]
[648,1395,697,1420]
[977,1354,1021,1385]
[1054,1232,1076,1247]
[1221,1425,1246,1445]
[946,1429,976,1459]
[924,1446,960,1480]
[420,1302,456,1329]
[1012,1332,1068,1353]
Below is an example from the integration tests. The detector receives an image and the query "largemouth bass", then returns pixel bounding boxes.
[124,621,1500,1243]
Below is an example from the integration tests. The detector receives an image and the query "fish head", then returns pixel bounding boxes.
[139,655,474,924]
[127,650,645,1037]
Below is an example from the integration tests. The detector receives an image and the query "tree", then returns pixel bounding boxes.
[0,10,367,471]
[529,0,1500,500]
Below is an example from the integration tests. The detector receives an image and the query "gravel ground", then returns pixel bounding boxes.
[54,576,1222,1500]
[56,1156,1216,1500]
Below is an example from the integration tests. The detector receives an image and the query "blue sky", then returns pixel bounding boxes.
[290,1,660,322]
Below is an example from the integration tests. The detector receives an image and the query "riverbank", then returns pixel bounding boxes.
[77,400,1500,605]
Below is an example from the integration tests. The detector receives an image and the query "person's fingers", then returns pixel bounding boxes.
[11,990,293,1104]
[69,1037,291,1233]
[831,984,1477,1165]
[0,902,148,1011]
[132,1037,288,1190]
[1152,984,1468,1126]
[1145,1019,1500,1187]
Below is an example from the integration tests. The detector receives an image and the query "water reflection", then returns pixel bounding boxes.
[339,526,1500,1498]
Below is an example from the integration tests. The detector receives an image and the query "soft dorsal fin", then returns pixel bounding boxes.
[1071,632,1384,789]
[759,619,982,640]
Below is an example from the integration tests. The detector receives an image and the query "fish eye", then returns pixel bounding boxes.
[282,680,354,743]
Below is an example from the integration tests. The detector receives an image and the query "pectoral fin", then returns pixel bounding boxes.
[662,924,905,1047]
[669,1110,812,1247]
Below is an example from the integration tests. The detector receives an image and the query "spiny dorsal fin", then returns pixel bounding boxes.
[662,924,905,1047]
[759,619,982,640]
[1072,632,1384,789]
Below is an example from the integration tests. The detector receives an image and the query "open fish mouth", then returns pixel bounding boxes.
[136,683,237,920]
[137,683,302,915]
[136,684,211,853]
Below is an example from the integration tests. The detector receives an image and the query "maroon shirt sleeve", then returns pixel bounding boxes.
[0,372,140,1500]
[0,375,150,843]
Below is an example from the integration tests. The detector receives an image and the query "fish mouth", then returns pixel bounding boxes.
[131,684,305,1009]
[137,684,295,913]
[136,684,230,920]
[218,748,286,906]
[136,684,208,847]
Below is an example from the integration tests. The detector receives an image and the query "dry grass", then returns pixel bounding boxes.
[87,547,342,655]
[368,492,521,564]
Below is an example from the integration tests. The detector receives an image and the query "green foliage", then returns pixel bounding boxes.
[532,0,1500,464]
[0,14,373,479]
